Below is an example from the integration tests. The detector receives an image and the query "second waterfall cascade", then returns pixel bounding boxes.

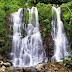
[10,7,47,67]
[51,7,69,62]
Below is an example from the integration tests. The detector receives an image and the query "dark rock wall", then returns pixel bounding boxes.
[40,23,54,62]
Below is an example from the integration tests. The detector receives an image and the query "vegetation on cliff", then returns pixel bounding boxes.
[0,0,72,69]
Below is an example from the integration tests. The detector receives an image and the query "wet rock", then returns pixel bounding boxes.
[0,60,12,68]
[22,67,37,72]
[48,69,52,72]
[0,62,71,72]
[22,67,31,72]
[50,63,55,67]
[7,35,13,40]
[0,61,3,67]
[3,62,11,67]
[53,68,59,72]
[0,61,3,64]
[0,37,5,48]
[35,62,71,72]
[0,66,6,71]
[35,63,45,71]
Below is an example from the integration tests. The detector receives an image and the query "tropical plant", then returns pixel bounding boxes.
[62,51,72,70]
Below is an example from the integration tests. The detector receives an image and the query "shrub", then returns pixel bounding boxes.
[62,51,72,70]
[61,1,72,37]
[36,3,52,37]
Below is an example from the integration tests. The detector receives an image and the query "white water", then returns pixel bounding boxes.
[11,7,47,67]
[11,8,23,66]
[51,7,69,62]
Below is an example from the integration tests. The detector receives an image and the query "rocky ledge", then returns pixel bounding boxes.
[0,60,71,72]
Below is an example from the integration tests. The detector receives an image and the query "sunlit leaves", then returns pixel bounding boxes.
[36,3,52,37]
[61,1,72,37]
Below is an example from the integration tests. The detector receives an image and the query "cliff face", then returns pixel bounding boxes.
[0,61,71,72]
[0,2,72,61]
[1,10,54,61]
[39,22,54,62]
[0,13,12,58]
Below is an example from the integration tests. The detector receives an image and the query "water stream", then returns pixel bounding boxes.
[11,7,47,67]
[51,7,69,62]
[10,6,69,66]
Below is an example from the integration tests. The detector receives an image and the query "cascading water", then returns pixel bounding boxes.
[11,8,23,66]
[11,7,47,67]
[51,7,69,62]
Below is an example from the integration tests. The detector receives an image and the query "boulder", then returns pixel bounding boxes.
[3,62,11,67]
[35,62,71,72]
[0,66,6,71]
[0,61,3,64]
[35,63,48,72]
[0,61,3,67]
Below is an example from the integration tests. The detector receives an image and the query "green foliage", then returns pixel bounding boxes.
[62,51,72,70]
[43,32,46,37]
[61,1,72,9]
[0,0,28,55]
[36,3,52,23]
[25,11,29,24]
[3,40,12,51]
[43,28,46,37]
[43,19,49,24]
[0,0,21,38]
[0,0,72,60]
[0,24,7,37]
[34,0,72,4]
[61,1,72,36]
[36,3,52,37]
[0,40,12,55]
[27,0,35,7]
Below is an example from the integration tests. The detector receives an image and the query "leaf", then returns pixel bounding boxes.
[43,28,46,32]
[43,32,46,37]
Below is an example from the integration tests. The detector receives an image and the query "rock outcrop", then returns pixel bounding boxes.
[0,61,71,72]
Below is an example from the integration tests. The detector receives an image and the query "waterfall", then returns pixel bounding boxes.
[51,7,69,62]
[11,7,47,67]
[10,8,23,67]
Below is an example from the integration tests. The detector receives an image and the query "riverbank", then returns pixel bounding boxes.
[0,60,71,72]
